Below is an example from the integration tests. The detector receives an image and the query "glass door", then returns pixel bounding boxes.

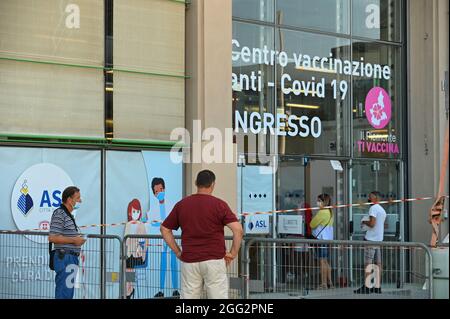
[349,160,405,288]
[350,160,403,241]
[276,156,347,290]
[277,157,346,239]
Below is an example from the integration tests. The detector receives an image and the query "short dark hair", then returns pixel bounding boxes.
[151,178,165,194]
[318,193,332,206]
[62,186,80,203]
[370,191,382,199]
[195,170,216,188]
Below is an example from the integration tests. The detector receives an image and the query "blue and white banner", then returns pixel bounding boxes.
[238,165,273,235]
[0,147,101,233]
[105,150,183,299]
[0,146,101,298]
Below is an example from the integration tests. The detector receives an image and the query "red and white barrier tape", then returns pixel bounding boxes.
[1,195,448,233]
[240,195,450,217]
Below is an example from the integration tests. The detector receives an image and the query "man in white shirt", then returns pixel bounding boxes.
[354,191,387,295]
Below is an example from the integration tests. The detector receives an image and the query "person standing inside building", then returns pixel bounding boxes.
[49,186,86,299]
[160,170,243,299]
[354,191,387,294]
[309,194,334,289]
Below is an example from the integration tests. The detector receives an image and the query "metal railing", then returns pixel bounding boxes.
[0,231,122,299]
[0,231,434,299]
[243,238,433,299]
[122,235,242,299]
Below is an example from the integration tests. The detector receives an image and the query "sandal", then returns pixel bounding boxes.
[316,284,328,290]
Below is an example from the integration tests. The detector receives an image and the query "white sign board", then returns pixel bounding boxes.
[245,214,270,234]
[330,160,343,172]
[238,165,273,235]
[277,215,304,235]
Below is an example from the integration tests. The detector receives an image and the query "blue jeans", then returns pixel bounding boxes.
[316,247,329,259]
[54,252,79,299]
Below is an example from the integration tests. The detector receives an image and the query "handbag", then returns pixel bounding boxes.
[308,212,332,240]
[309,213,332,257]
[49,242,55,270]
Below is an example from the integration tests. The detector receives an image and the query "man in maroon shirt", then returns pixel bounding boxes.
[160,170,243,299]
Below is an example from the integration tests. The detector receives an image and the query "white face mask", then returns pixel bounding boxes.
[131,209,141,221]
[317,201,322,208]
[71,197,81,210]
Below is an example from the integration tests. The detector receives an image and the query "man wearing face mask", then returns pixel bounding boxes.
[354,191,387,294]
[151,177,180,298]
[49,186,86,299]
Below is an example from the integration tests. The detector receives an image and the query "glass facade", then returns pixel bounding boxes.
[276,0,350,34]
[0,0,185,141]
[233,0,406,241]
[276,30,351,157]
[352,41,403,159]
[352,0,402,42]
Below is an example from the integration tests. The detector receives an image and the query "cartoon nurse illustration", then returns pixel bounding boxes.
[124,199,147,299]
[151,178,179,298]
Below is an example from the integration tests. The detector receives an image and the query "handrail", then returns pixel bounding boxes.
[243,237,434,299]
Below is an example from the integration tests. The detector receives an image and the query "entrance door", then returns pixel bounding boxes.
[277,157,347,239]
[349,160,405,287]
[306,159,346,240]
[276,156,346,289]
[350,160,403,241]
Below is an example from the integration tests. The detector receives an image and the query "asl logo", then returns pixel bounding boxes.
[17,180,34,216]
[11,163,73,243]
[247,220,267,231]
[254,220,267,228]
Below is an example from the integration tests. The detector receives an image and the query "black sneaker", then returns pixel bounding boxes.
[371,287,382,294]
[353,285,372,294]
[154,291,164,298]
[172,290,180,297]
[126,288,135,299]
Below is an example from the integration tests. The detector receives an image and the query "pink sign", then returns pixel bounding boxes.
[365,87,392,129]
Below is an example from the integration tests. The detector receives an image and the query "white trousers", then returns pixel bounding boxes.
[180,258,228,299]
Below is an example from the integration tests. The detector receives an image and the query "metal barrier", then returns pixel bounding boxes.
[122,235,243,299]
[122,234,180,299]
[0,231,123,299]
[0,231,434,299]
[78,233,123,299]
[243,238,433,299]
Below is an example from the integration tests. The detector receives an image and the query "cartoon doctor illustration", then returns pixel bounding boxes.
[151,178,179,298]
